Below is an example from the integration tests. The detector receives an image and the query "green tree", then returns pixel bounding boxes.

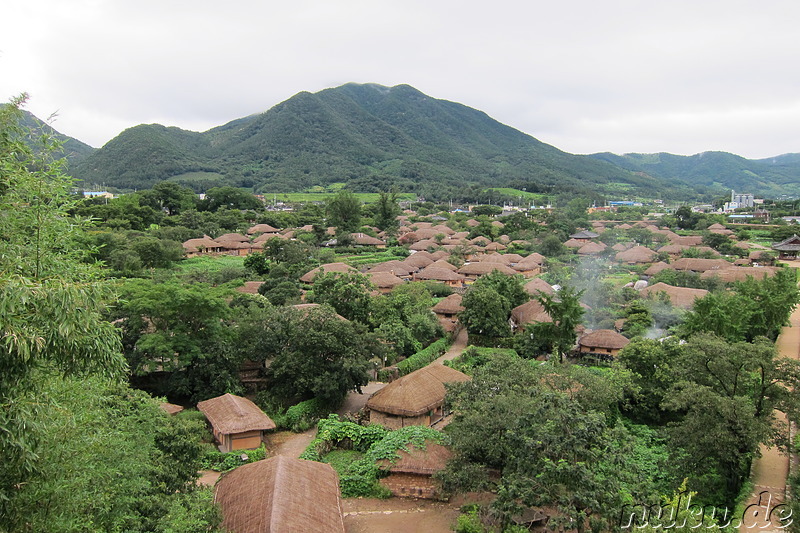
[200,186,262,211]
[326,189,362,234]
[9,374,220,532]
[115,279,240,402]
[531,285,585,361]
[139,181,198,215]
[261,306,379,405]
[308,271,374,323]
[373,189,401,233]
[0,95,126,520]
[460,283,513,339]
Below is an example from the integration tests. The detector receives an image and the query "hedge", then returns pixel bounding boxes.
[395,337,450,376]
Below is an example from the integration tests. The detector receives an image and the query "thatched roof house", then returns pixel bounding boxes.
[577,242,607,255]
[377,441,453,499]
[182,236,223,257]
[235,281,265,295]
[414,266,465,287]
[615,246,657,264]
[350,233,386,247]
[457,262,517,280]
[403,253,435,269]
[197,393,276,453]
[639,282,708,309]
[367,271,405,293]
[214,456,345,533]
[247,224,280,235]
[524,277,555,297]
[644,261,670,276]
[432,294,464,318]
[699,266,778,283]
[367,260,413,278]
[578,329,630,357]
[159,402,184,415]
[669,235,704,246]
[299,263,357,284]
[669,258,733,273]
[510,300,552,330]
[367,364,470,429]
[570,230,599,240]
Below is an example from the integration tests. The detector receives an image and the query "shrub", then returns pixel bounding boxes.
[199,444,267,472]
[395,338,450,376]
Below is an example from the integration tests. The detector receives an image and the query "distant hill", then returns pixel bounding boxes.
[12,108,95,166]
[69,83,696,200]
[589,151,800,198]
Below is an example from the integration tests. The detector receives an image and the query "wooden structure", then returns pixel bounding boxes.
[215,456,345,533]
[577,329,630,358]
[367,364,470,429]
[377,441,452,499]
[772,234,800,260]
[197,393,276,453]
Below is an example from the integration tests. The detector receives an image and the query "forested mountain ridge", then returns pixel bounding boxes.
[589,150,800,198]
[68,83,693,199]
[26,83,800,199]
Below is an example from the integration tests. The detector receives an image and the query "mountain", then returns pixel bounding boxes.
[589,151,800,198]
[12,108,95,165]
[69,83,695,200]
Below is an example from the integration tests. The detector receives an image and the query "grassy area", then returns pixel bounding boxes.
[334,251,406,266]
[264,192,416,203]
[487,187,549,202]
[174,255,246,274]
[322,449,365,476]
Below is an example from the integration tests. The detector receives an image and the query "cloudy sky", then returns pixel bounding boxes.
[3,1,799,159]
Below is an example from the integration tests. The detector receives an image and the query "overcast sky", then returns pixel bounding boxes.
[3,1,799,159]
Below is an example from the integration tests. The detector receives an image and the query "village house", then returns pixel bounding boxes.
[432,293,464,332]
[413,265,466,288]
[366,364,470,429]
[639,282,708,309]
[197,393,276,453]
[214,456,345,533]
[772,234,800,260]
[577,329,630,359]
[377,440,452,499]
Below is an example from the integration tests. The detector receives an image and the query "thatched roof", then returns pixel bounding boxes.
[160,402,184,415]
[236,281,265,295]
[414,265,465,282]
[615,246,657,264]
[524,277,555,296]
[578,329,630,350]
[409,239,439,251]
[669,235,704,246]
[247,224,280,235]
[670,258,733,273]
[367,271,406,289]
[217,232,250,243]
[563,238,584,249]
[510,300,552,326]
[299,263,356,283]
[377,441,453,475]
[183,236,223,253]
[215,456,344,533]
[367,260,413,277]
[484,242,507,252]
[350,233,386,246]
[639,282,708,309]
[367,364,470,417]
[577,242,607,255]
[403,254,435,269]
[478,252,513,265]
[432,293,464,315]
[197,393,276,435]
[644,261,670,276]
[699,266,778,283]
[429,259,459,271]
[457,262,517,276]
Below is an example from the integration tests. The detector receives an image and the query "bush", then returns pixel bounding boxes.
[199,444,267,472]
[395,338,450,376]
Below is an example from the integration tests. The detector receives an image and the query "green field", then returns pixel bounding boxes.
[264,192,417,203]
[487,188,549,202]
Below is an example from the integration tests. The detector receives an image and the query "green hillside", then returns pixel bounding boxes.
[590,151,800,198]
[69,83,696,200]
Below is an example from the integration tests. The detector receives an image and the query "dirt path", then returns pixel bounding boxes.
[342,497,460,533]
[739,260,800,532]
[435,327,469,363]
[337,382,387,416]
